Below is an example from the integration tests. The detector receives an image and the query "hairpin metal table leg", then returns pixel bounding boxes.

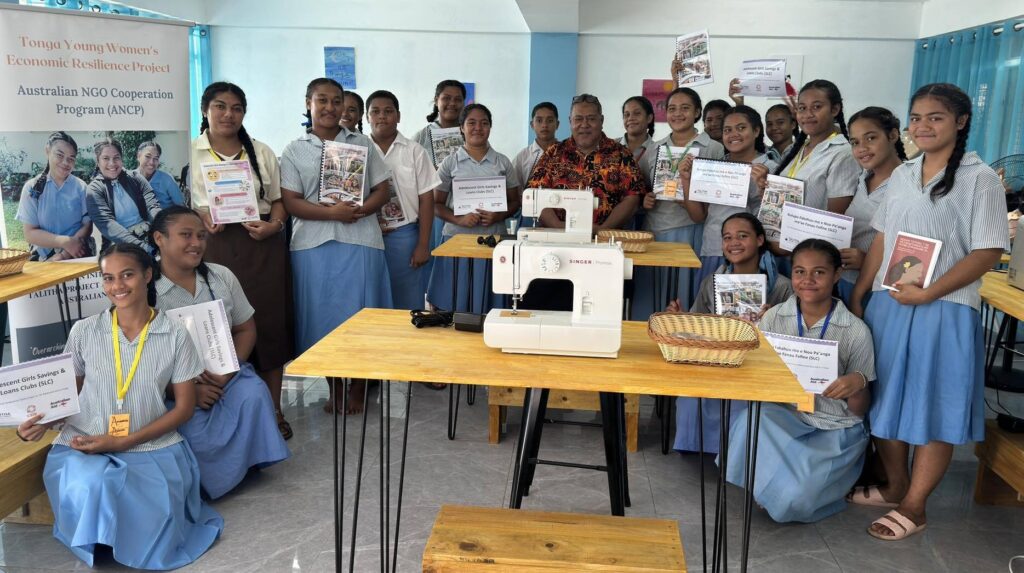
[739,401,761,573]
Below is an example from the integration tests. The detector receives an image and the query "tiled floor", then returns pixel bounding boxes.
[2,377,1023,572]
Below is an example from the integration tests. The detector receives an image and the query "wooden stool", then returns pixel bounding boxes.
[0,429,54,525]
[423,505,686,572]
[488,387,640,452]
[974,419,1024,506]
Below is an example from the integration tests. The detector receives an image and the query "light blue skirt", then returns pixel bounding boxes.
[383,223,428,310]
[173,363,290,499]
[292,240,393,354]
[43,442,223,570]
[673,397,744,454]
[426,235,504,313]
[865,291,985,445]
[722,403,868,523]
[630,225,702,320]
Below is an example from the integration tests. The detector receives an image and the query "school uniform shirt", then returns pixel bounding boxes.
[766,141,794,165]
[760,296,876,430]
[870,152,1008,309]
[437,146,520,237]
[372,131,442,228]
[780,134,859,210]
[16,173,89,259]
[640,132,726,233]
[154,263,255,327]
[513,140,545,188]
[528,135,644,227]
[841,170,891,285]
[133,168,184,209]
[281,127,391,251]
[189,132,282,215]
[700,154,777,257]
[53,309,205,453]
[619,134,656,164]
[691,265,793,314]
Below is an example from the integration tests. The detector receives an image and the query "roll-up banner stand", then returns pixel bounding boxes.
[0,4,192,363]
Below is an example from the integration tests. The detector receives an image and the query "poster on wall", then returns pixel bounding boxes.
[463,82,475,105]
[642,79,675,123]
[324,46,356,89]
[0,5,191,363]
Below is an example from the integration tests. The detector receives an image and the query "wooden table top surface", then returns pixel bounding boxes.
[981,271,1024,321]
[0,262,98,304]
[432,234,701,269]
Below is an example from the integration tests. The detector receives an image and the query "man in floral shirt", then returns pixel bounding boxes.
[527,94,643,230]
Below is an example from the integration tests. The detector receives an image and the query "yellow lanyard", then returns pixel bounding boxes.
[112,308,154,410]
[786,132,838,178]
[207,148,246,162]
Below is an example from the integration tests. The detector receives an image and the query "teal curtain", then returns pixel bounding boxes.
[910,19,1024,162]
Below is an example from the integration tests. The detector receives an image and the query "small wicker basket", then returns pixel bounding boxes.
[647,312,760,367]
[0,249,31,278]
[596,229,654,253]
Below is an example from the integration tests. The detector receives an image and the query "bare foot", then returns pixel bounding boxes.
[345,381,366,415]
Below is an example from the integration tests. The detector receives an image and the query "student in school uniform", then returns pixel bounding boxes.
[16,243,223,570]
[701,99,731,144]
[133,141,185,208]
[632,87,725,318]
[849,83,1007,541]
[281,77,392,414]
[427,103,521,314]
[86,138,162,253]
[17,131,93,261]
[765,104,800,165]
[339,90,365,133]
[367,90,442,310]
[151,207,290,499]
[190,81,295,439]
[667,213,793,454]
[837,107,907,305]
[724,239,874,523]
[620,96,657,164]
[513,102,559,189]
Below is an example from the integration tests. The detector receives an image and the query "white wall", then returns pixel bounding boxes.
[209,27,531,158]
[919,0,1024,37]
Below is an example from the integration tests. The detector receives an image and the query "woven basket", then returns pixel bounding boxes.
[647,312,760,367]
[596,229,654,253]
[0,249,30,278]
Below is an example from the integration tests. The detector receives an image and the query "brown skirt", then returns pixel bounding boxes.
[205,221,295,371]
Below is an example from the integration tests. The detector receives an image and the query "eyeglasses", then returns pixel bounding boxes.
[571,94,600,105]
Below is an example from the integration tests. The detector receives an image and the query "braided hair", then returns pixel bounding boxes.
[723,105,767,154]
[426,80,466,123]
[149,206,215,297]
[199,82,266,199]
[30,131,78,199]
[98,243,158,307]
[623,96,656,137]
[774,79,847,176]
[910,83,972,199]
[849,106,908,162]
[344,91,365,133]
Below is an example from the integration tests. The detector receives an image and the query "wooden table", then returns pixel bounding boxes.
[980,271,1024,391]
[974,419,1024,506]
[0,429,54,523]
[287,308,809,572]
[0,261,98,340]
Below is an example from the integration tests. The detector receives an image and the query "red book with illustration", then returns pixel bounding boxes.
[881,232,942,290]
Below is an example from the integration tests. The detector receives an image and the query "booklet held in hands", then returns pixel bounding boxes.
[319,140,367,206]
[763,332,839,395]
[688,158,752,208]
[881,232,942,290]
[0,354,79,426]
[164,300,240,376]
[779,202,853,251]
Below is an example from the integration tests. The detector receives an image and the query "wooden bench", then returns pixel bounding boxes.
[0,429,55,524]
[974,419,1024,506]
[488,388,640,452]
[422,505,686,572]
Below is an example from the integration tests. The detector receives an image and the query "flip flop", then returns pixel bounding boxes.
[275,411,293,441]
[847,485,899,508]
[867,509,927,541]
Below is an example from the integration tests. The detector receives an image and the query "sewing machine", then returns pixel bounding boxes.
[483,238,633,358]
[516,188,598,244]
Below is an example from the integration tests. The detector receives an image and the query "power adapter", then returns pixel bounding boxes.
[997,413,1024,433]
[453,312,485,333]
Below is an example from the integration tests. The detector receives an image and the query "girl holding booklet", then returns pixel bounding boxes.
[427,103,521,314]
[723,238,874,523]
[619,96,657,162]
[838,107,907,305]
[151,206,290,499]
[281,77,392,414]
[632,87,725,318]
[190,81,294,439]
[16,243,223,570]
[849,84,1008,541]
[86,138,162,253]
[667,213,793,453]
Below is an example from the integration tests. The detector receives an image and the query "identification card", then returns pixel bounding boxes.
[663,179,678,198]
[108,413,130,437]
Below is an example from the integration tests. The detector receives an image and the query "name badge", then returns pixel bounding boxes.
[663,179,678,198]
[108,413,130,437]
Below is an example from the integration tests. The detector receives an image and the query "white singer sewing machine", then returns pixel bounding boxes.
[516,188,597,244]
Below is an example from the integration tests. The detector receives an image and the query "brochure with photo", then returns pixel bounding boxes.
[429,126,463,168]
[714,274,767,322]
[759,175,804,242]
[881,232,943,290]
[319,140,367,205]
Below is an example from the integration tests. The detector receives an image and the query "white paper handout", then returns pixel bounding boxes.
[759,175,804,242]
[763,332,839,394]
[779,202,853,251]
[0,354,79,426]
[652,145,700,200]
[451,176,508,216]
[738,59,787,97]
[164,300,240,376]
[714,274,767,322]
[319,140,367,205]
[429,126,464,168]
[200,160,260,225]
[675,29,713,88]
[688,158,752,208]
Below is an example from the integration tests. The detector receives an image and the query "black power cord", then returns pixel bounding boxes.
[410,309,454,328]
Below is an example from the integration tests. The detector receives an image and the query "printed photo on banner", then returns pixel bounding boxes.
[675,29,713,87]
[318,140,366,205]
